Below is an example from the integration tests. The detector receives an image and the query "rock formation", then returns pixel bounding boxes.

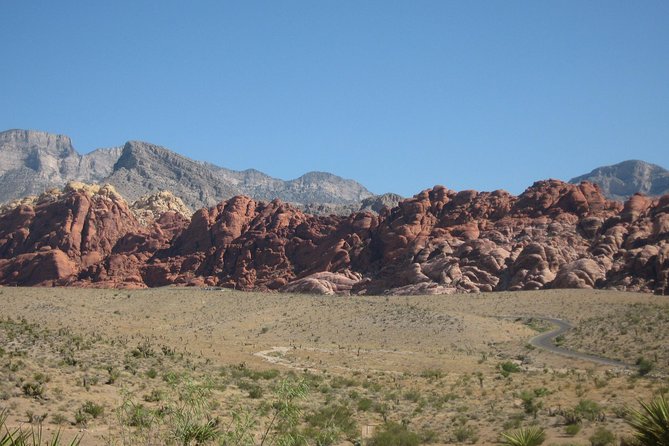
[0,178,666,295]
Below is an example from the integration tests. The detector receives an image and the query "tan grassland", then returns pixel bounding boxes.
[0,287,667,445]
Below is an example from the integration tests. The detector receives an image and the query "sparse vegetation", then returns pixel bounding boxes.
[0,288,666,444]
[589,427,615,446]
[368,422,421,446]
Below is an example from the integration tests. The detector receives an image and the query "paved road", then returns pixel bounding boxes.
[528,317,633,369]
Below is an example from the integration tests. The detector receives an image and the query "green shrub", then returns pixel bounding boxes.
[81,401,104,419]
[305,404,357,441]
[589,427,615,446]
[575,399,602,421]
[403,389,422,402]
[499,361,521,377]
[564,423,581,436]
[51,412,69,425]
[420,369,444,380]
[106,366,120,384]
[22,381,45,398]
[247,386,263,399]
[368,422,421,446]
[126,404,154,428]
[357,398,373,411]
[453,424,479,443]
[519,391,542,418]
[636,357,654,376]
[143,389,164,402]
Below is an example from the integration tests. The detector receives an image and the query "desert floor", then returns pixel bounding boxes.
[0,287,667,445]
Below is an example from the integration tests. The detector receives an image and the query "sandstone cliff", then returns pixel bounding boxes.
[0,179,666,295]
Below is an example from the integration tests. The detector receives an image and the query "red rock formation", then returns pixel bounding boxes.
[0,179,667,295]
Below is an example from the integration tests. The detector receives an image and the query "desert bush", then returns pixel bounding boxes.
[453,424,479,444]
[21,381,44,398]
[357,398,373,412]
[304,404,357,442]
[368,422,421,446]
[588,427,615,446]
[636,357,654,376]
[106,366,120,384]
[73,409,89,427]
[420,369,444,380]
[259,379,309,446]
[403,389,422,402]
[575,399,603,421]
[131,339,155,358]
[499,361,521,377]
[143,389,164,402]
[329,376,357,389]
[519,391,542,418]
[564,423,581,436]
[81,401,104,419]
[121,402,154,428]
[247,385,263,399]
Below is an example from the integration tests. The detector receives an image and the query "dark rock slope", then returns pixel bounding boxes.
[0,179,666,295]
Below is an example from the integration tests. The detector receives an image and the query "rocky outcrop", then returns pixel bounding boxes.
[0,178,667,295]
[570,160,669,201]
[131,191,193,225]
[0,183,187,287]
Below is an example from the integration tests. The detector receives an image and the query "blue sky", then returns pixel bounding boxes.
[2,1,668,196]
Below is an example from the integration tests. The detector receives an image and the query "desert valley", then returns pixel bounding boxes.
[1,287,668,445]
[1,130,669,445]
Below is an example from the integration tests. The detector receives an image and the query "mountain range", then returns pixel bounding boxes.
[0,128,667,294]
[0,129,380,212]
[569,160,669,201]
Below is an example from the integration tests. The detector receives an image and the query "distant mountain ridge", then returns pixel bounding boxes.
[0,129,378,211]
[570,160,669,201]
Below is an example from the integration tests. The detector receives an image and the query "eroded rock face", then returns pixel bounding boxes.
[131,191,193,225]
[0,183,185,287]
[0,179,667,295]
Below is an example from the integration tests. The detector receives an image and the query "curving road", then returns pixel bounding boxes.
[528,317,632,369]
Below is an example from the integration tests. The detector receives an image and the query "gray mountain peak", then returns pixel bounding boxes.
[0,129,377,212]
[570,160,669,200]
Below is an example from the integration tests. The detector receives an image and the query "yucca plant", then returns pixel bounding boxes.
[627,394,669,446]
[501,426,546,446]
[1,410,29,446]
[0,409,82,446]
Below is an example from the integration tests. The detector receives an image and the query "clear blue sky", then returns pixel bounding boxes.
[2,1,668,196]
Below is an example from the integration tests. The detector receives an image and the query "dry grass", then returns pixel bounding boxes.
[0,287,667,445]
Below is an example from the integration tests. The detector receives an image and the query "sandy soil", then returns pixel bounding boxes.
[0,287,667,445]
